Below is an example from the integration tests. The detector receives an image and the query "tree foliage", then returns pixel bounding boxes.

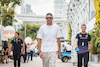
[0,0,22,26]
[19,23,40,40]
[1,7,15,26]
[90,0,100,54]
[0,0,21,7]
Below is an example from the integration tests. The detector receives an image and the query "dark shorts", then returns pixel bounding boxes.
[4,52,8,55]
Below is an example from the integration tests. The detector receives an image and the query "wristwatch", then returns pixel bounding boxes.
[39,50,41,53]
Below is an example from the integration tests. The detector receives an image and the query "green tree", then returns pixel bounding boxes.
[1,7,15,26]
[0,0,21,7]
[90,0,100,54]
[0,0,22,26]
[20,23,40,40]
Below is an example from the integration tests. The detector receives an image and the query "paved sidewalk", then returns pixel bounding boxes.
[89,62,100,67]
[0,57,96,67]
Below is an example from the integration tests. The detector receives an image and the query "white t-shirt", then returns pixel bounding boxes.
[35,48,38,53]
[10,51,13,55]
[30,45,35,51]
[65,45,72,51]
[37,24,62,52]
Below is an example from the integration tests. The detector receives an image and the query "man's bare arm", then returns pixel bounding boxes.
[57,38,61,52]
[89,41,92,51]
[38,39,42,51]
[9,44,12,52]
[75,39,78,49]
[38,38,43,58]
[22,43,25,52]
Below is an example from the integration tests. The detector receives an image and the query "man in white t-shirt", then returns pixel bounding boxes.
[37,13,62,67]
[65,43,72,52]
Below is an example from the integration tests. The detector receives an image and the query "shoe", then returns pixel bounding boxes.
[2,62,4,64]
[6,62,8,64]
[23,61,26,63]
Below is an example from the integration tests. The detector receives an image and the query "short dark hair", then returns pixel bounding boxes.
[81,24,86,27]
[16,32,19,35]
[46,13,53,17]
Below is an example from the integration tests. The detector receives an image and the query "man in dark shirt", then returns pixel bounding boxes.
[75,24,92,67]
[9,32,25,67]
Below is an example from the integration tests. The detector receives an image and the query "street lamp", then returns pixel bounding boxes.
[24,37,32,44]
[23,22,28,38]
[3,26,15,45]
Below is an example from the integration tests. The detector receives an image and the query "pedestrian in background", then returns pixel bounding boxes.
[26,43,30,62]
[35,47,38,57]
[9,32,25,67]
[65,43,72,52]
[2,41,8,64]
[75,24,92,67]
[30,43,34,61]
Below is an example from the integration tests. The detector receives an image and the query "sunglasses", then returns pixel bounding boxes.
[46,17,53,19]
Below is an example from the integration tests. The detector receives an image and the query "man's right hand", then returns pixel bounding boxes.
[9,52,11,55]
[75,46,78,50]
[39,52,43,59]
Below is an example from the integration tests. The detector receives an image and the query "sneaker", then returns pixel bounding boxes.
[6,62,8,64]
[2,62,4,64]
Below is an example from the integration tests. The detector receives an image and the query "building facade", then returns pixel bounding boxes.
[54,0,69,39]
[13,21,22,31]
[54,0,68,16]
[21,4,36,15]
